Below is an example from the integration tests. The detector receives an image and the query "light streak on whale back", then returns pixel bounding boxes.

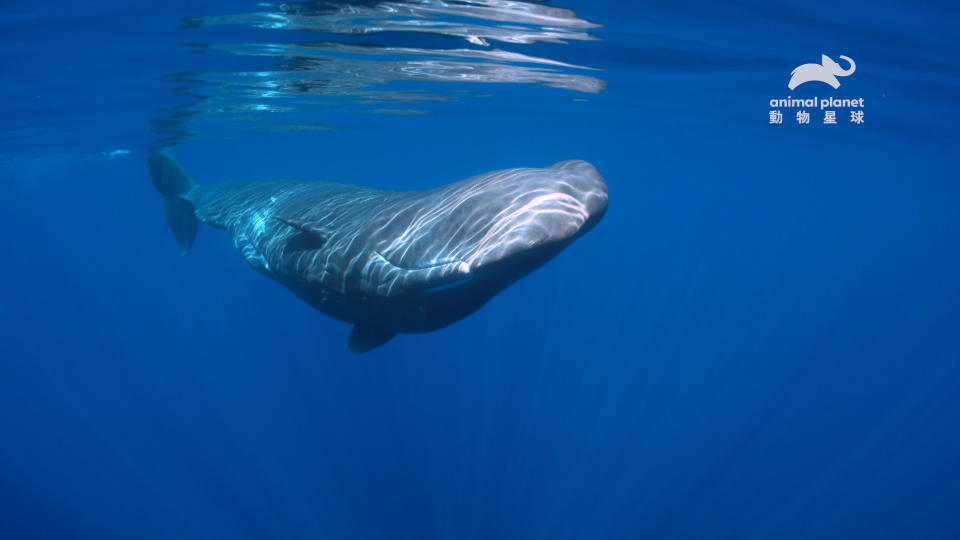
[149,150,608,353]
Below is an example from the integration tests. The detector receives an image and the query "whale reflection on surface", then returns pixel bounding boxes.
[207,41,606,95]
[184,0,601,45]
[154,0,605,145]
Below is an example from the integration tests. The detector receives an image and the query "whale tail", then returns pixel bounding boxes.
[148,149,199,256]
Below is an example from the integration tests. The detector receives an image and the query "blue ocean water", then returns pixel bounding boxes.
[2,1,959,538]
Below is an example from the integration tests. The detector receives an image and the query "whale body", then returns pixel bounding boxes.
[149,150,608,353]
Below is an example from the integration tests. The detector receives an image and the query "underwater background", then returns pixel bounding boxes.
[2,1,959,538]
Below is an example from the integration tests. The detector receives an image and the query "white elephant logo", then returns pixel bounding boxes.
[788,54,856,90]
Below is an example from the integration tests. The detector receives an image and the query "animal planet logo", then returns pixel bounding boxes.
[769,53,865,125]
[788,54,856,90]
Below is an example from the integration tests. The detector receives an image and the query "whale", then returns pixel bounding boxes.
[148,150,608,353]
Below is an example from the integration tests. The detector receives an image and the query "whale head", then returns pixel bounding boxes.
[369,160,608,332]
[461,159,608,271]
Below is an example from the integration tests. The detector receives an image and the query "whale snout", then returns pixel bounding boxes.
[370,159,607,289]
[471,159,608,270]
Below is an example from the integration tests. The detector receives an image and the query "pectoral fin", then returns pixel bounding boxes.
[275,216,328,252]
[276,217,327,239]
[348,324,397,354]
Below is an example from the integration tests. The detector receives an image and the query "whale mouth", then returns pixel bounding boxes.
[374,251,470,274]
[423,274,475,294]
[367,250,475,296]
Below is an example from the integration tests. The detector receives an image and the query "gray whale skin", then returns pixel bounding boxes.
[149,150,608,353]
